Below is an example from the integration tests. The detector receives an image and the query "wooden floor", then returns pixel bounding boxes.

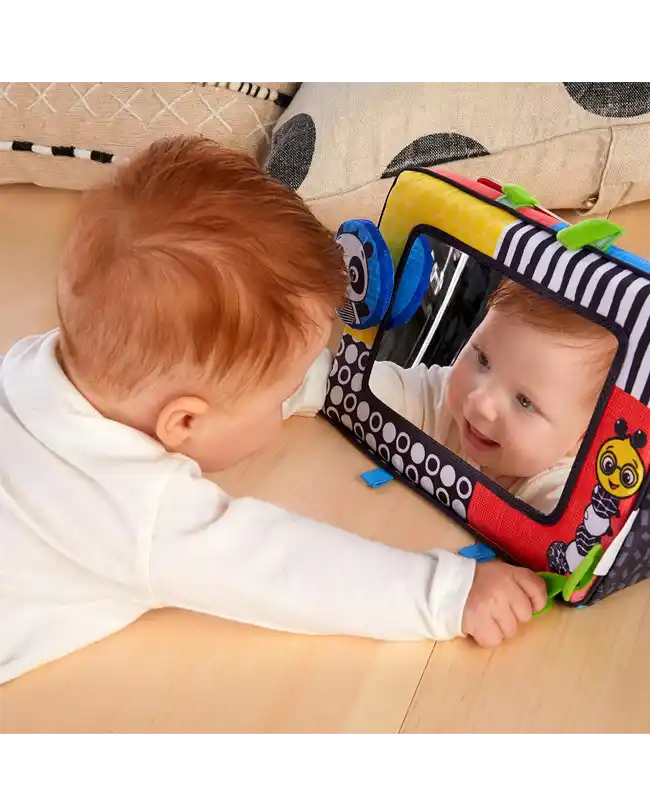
[1,184,650,733]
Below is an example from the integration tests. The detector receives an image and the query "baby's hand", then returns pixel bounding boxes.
[461,560,547,647]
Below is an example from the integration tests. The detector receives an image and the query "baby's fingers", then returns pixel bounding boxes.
[509,587,534,624]
[493,604,519,640]
[471,616,505,648]
[514,569,548,614]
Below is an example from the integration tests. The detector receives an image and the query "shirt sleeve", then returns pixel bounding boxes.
[369,361,449,438]
[513,462,573,516]
[148,460,476,642]
[282,349,333,419]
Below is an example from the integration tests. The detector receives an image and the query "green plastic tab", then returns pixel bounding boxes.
[533,544,604,618]
[497,184,540,210]
[533,571,568,617]
[556,219,624,252]
[562,544,604,601]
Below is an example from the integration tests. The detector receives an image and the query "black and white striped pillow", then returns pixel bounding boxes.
[0,82,298,171]
[1,140,116,165]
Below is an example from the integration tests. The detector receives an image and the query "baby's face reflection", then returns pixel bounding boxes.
[446,308,606,480]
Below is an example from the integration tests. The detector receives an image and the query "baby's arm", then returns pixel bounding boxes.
[368,361,433,431]
[149,459,477,642]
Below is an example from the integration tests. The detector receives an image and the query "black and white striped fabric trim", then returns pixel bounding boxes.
[495,221,650,404]
[195,82,294,108]
[1,140,115,165]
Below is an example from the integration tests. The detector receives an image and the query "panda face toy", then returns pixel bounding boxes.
[337,231,373,316]
[334,220,444,333]
[334,220,394,331]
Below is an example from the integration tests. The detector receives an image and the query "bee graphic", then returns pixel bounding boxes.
[547,419,647,575]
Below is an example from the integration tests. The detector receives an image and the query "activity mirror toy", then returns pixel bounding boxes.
[324,168,650,609]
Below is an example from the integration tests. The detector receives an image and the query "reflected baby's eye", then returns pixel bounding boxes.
[517,394,536,412]
[473,345,489,369]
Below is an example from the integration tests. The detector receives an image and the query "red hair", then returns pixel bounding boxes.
[58,136,346,397]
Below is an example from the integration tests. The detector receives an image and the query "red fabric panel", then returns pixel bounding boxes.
[431,168,561,230]
[467,386,650,571]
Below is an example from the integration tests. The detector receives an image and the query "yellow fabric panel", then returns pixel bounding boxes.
[343,325,378,346]
[380,172,517,264]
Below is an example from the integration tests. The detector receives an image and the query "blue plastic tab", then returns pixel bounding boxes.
[458,542,497,562]
[360,468,394,488]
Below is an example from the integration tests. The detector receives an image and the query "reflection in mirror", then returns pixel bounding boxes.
[370,231,619,515]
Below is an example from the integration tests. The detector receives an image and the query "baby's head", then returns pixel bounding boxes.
[57,136,346,472]
[446,278,618,481]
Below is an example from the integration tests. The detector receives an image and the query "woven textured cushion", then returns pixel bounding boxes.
[264,82,650,230]
[0,82,298,189]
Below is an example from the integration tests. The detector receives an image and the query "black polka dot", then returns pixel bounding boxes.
[382,133,489,178]
[563,83,650,118]
[264,113,316,190]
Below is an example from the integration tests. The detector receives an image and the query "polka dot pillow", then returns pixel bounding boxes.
[264,83,650,230]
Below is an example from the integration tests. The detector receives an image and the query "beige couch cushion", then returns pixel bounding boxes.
[263,82,650,230]
[0,82,298,189]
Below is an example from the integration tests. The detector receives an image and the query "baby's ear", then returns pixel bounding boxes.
[156,396,209,450]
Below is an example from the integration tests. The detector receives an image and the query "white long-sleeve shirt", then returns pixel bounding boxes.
[0,331,476,685]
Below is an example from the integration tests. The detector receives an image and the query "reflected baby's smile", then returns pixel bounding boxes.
[463,420,500,452]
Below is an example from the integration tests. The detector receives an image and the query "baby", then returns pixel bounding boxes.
[0,137,546,685]
[370,278,618,514]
